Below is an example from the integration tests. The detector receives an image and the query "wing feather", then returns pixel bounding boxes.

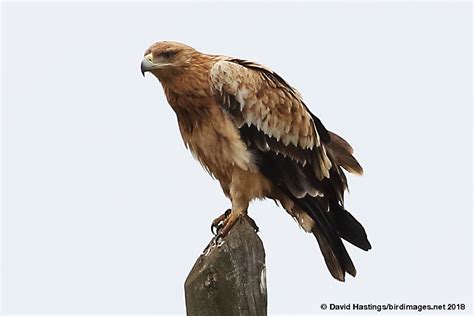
[210,59,331,180]
[211,59,370,280]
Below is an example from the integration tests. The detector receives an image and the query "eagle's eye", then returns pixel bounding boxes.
[161,51,176,58]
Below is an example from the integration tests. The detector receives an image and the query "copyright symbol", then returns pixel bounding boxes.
[321,303,327,310]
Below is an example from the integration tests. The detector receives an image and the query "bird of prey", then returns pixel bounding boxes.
[141,41,371,281]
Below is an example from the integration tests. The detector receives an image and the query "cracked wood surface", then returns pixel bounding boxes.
[184,220,267,316]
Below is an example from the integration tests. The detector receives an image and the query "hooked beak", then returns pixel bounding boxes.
[140,53,154,77]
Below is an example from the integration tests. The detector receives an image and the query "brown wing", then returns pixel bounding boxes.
[210,59,333,181]
[210,59,370,281]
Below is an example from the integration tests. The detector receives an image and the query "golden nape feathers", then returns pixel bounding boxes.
[141,41,370,282]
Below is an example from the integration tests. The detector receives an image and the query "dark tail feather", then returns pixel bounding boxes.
[332,206,372,251]
[297,198,357,281]
[311,227,356,281]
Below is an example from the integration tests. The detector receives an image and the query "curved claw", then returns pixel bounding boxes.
[211,209,232,236]
[214,233,223,245]
[244,215,259,232]
[211,223,218,236]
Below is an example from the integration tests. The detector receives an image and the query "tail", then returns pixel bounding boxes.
[249,122,371,281]
[295,196,371,281]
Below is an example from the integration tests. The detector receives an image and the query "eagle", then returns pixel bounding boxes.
[141,41,371,281]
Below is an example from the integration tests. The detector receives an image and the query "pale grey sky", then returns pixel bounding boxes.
[1,1,472,314]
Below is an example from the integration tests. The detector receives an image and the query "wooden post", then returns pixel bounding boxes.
[184,219,267,316]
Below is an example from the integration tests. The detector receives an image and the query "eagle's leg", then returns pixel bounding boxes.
[216,205,259,240]
[218,210,246,238]
[211,209,259,237]
[213,169,262,239]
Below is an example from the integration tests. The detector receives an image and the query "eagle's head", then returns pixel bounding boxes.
[141,41,197,82]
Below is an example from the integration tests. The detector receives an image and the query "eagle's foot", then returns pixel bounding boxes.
[218,211,243,238]
[213,210,259,243]
[211,209,231,236]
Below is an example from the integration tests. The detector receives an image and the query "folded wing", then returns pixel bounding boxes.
[210,58,370,281]
[210,59,333,182]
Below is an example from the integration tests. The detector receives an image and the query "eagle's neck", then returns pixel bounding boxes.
[163,83,216,135]
[161,56,219,133]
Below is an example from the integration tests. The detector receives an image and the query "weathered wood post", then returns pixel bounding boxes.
[184,219,267,316]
